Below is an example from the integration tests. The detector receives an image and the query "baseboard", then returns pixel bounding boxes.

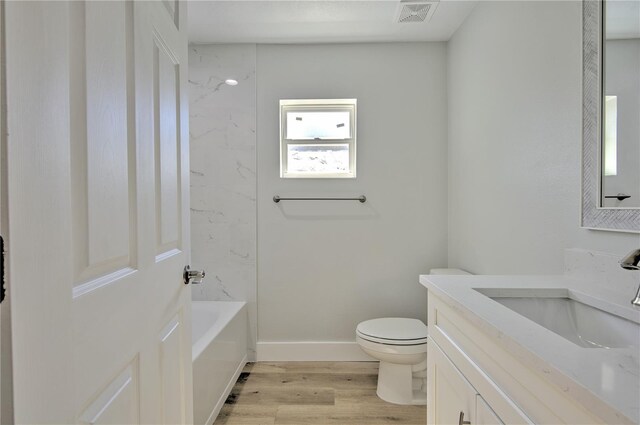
[207,354,247,425]
[256,341,375,361]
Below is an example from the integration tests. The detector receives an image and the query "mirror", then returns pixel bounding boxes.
[601,1,640,208]
[581,0,639,232]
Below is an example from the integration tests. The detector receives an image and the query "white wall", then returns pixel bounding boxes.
[189,44,257,359]
[603,39,640,207]
[256,43,448,349]
[447,1,638,276]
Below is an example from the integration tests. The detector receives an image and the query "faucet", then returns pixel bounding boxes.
[620,249,640,306]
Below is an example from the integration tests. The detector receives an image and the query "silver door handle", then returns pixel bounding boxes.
[183,265,205,285]
[459,411,471,425]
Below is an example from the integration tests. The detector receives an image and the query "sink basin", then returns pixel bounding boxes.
[475,288,640,349]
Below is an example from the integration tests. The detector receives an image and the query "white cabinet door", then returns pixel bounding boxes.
[4,1,192,423]
[477,395,504,425]
[428,341,476,425]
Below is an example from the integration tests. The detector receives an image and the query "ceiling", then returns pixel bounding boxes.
[187,0,479,44]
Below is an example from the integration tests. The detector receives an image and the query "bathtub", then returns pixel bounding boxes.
[192,301,248,425]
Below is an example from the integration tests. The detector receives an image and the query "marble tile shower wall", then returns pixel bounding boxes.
[189,44,257,359]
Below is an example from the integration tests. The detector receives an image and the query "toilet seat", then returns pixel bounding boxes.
[356,335,427,356]
[356,318,428,345]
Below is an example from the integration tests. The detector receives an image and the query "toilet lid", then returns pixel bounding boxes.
[356,318,428,344]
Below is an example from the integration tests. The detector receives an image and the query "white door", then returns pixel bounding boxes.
[4,1,192,423]
[0,2,9,421]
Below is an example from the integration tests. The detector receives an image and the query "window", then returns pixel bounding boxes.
[603,95,617,176]
[280,99,357,178]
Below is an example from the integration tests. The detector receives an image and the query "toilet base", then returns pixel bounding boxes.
[376,361,427,405]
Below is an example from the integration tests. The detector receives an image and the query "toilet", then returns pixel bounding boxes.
[356,268,470,405]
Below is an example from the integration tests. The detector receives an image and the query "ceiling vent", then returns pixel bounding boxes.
[396,1,439,23]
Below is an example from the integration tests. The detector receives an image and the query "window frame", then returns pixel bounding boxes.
[279,99,357,178]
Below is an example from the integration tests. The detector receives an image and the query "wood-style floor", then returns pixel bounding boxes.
[214,362,426,425]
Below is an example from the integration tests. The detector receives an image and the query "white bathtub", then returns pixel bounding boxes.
[192,301,248,425]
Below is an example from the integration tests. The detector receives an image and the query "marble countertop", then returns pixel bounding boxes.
[419,274,640,425]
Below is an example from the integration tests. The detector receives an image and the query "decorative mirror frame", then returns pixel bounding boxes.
[581,0,639,232]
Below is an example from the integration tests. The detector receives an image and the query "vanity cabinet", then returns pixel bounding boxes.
[476,396,503,425]
[430,341,476,424]
[429,341,503,425]
[426,291,609,425]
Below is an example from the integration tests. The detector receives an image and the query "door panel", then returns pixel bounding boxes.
[84,1,133,269]
[70,0,137,291]
[159,315,186,424]
[153,34,182,256]
[428,341,476,425]
[78,364,139,425]
[161,0,180,29]
[4,1,191,423]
